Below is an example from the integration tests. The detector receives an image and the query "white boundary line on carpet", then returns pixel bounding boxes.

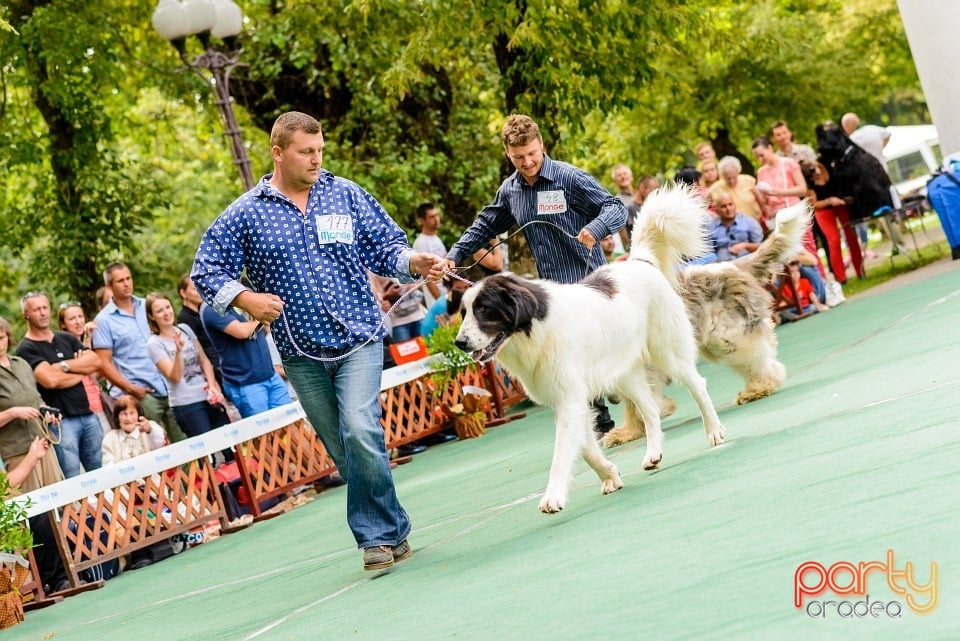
[235,372,960,639]
[78,548,354,628]
[241,579,366,641]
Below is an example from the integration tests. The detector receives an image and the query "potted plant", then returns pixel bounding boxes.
[0,472,33,629]
[425,322,477,391]
[426,324,491,438]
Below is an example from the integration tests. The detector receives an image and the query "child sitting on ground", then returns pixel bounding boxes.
[777,260,830,323]
[102,395,166,465]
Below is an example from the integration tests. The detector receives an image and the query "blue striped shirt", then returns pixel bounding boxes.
[93,297,170,398]
[447,155,626,284]
[191,171,418,357]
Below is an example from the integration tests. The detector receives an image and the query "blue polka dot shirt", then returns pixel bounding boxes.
[192,171,418,357]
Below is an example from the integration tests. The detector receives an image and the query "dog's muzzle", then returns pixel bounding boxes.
[454,332,507,363]
[469,332,507,364]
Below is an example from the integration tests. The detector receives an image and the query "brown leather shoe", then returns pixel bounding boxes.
[363,545,394,571]
[392,539,412,562]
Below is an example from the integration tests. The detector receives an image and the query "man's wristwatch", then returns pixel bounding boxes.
[59,361,70,373]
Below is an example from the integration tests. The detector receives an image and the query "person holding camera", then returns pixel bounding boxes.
[16,292,103,478]
[0,316,64,492]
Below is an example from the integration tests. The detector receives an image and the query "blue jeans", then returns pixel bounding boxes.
[55,413,103,478]
[173,401,231,438]
[780,303,820,323]
[799,265,827,303]
[283,343,410,548]
[223,373,291,418]
[392,320,421,342]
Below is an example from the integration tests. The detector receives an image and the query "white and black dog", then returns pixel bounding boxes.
[455,185,726,513]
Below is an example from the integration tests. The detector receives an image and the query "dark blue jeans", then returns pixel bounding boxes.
[283,343,410,548]
[173,401,231,438]
[391,320,421,342]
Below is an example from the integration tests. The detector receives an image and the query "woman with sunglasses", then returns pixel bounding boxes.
[58,302,111,434]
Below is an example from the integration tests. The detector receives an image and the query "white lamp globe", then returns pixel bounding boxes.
[152,0,191,41]
[183,0,217,35]
[211,0,243,39]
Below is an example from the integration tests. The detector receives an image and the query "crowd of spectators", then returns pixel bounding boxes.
[601,113,902,321]
[0,261,316,589]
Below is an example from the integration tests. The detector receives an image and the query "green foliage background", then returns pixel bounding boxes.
[0,0,925,335]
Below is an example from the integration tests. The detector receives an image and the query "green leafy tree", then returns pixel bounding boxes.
[183,0,506,234]
[0,0,928,319]
[359,0,690,158]
[564,0,926,181]
[1,0,165,312]
[0,0,247,321]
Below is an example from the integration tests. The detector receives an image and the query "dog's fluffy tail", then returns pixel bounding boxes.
[629,183,711,287]
[736,200,813,281]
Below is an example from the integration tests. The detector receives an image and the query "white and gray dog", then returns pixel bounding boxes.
[601,199,811,448]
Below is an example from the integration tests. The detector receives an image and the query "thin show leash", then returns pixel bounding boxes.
[277,220,597,363]
[37,417,62,445]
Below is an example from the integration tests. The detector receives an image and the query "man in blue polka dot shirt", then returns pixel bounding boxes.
[192,111,443,571]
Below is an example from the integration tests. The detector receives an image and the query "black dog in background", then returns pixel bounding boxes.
[815,123,893,221]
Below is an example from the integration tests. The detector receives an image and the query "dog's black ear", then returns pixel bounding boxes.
[508,288,537,334]
[504,277,548,335]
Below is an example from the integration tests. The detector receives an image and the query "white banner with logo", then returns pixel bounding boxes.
[6,355,448,519]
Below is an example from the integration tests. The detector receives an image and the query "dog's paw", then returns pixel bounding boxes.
[706,423,727,446]
[538,492,566,513]
[735,389,771,405]
[601,474,624,495]
[600,428,641,449]
[642,450,663,470]
[659,396,677,417]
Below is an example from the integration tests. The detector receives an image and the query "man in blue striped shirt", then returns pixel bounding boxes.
[442,114,627,434]
[192,111,443,571]
[445,115,627,284]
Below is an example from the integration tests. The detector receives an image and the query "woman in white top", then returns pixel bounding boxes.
[145,293,228,438]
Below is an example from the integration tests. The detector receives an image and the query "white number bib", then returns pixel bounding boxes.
[537,190,568,215]
[315,214,355,244]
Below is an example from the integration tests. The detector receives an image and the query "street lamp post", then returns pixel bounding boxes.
[152,0,254,191]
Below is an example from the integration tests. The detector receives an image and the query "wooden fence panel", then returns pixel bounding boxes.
[380,375,437,448]
[54,457,226,579]
[28,362,530,598]
[485,363,527,410]
[232,419,337,518]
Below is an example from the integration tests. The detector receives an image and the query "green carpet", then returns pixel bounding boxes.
[12,261,960,641]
